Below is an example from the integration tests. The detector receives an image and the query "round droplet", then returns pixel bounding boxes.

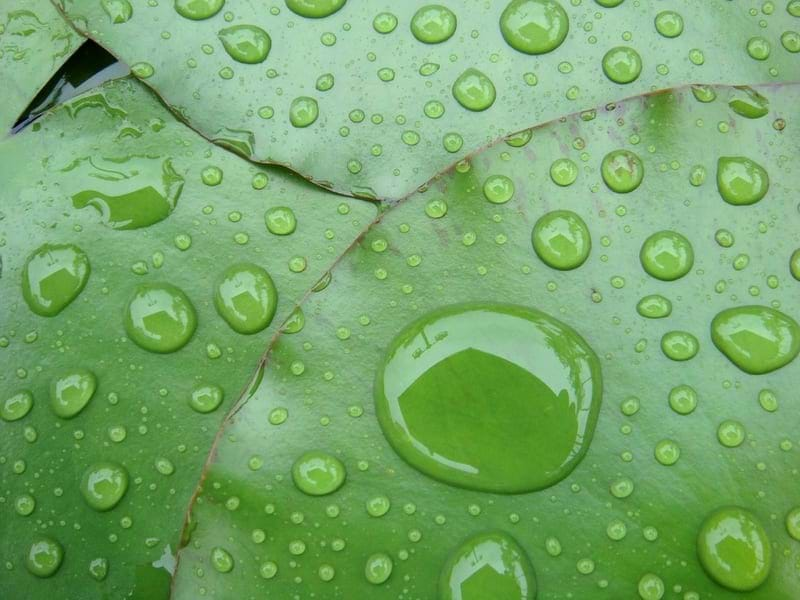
[89,557,108,581]
[550,158,578,186]
[411,5,457,44]
[639,230,694,281]
[499,0,569,55]
[668,384,697,415]
[716,157,769,206]
[483,175,515,204]
[292,451,346,496]
[373,12,398,33]
[80,462,129,511]
[175,0,224,20]
[365,552,393,585]
[532,210,591,271]
[717,420,745,448]
[654,439,680,465]
[214,263,277,335]
[601,149,644,193]
[638,573,665,600]
[26,537,63,578]
[15,494,36,516]
[746,36,771,60]
[602,46,642,84]
[22,243,90,317]
[285,0,345,18]
[264,206,297,235]
[439,531,537,599]
[375,303,602,493]
[124,283,197,353]
[366,495,391,517]
[636,295,672,319]
[50,369,96,419]
[211,547,234,573]
[218,25,271,64]
[425,199,448,218]
[785,507,800,541]
[189,384,224,413]
[697,507,771,591]
[289,96,319,127]
[2,390,34,421]
[654,11,683,37]
[661,331,699,361]
[452,68,496,112]
[711,305,800,374]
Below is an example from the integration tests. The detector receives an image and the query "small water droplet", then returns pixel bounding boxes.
[364,552,393,585]
[2,390,34,422]
[211,547,234,573]
[636,295,672,319]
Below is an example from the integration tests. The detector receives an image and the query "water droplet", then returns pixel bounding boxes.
[499,0,569,55]
[289,96,319,127]
[452,68,496,112]
[89,557,108,581]
[411,5,457,44]
[50,369,96,418]
[716,157,769,206]
[283,307,305,334]
[668,384,697,415]
[697,507,771,591]
[601,149,644,193]
[661,331,699,361]
[175,0,224,20]
[483,175,515,204]
[620,396,640,416]
[375,303,602,493]
[26,537,63,578]
[786,507,800,541]
[263,206,297,235]
[654,439,680,465]
[124,283,197,353]
[610,476,634,498]
[189,384,224,413]
[782,30,800,52]
[292,450,346,496]
[602,46,642,84]
[214,263,277,334]
[218,25,271,64]
[791,249,800,281]
[102,0,132,23]
[155,457,175,476]
[211,547,234,573]
[717,420,745,448]
[285,0,345,18]
[15,493,36,516]
[654,10,682,37]
[364,552,394,585]
[549,158,578,186]
[439,531,537,598]
[22,243,90,317]
[596,0,624,6]
[746,36,771,60]
[639,230,694,281]
[366,495,391,517]
[443,132,464,153]
[728,87,769,119]
[2,390,34,422]
[711,305,800,374]
[131,62,154,78]
[80,462,129,511]
[425,199,448,218]
[636,295,672,319]
[531,210,592,271]
[638,573,665,600]
[373,12,398,33]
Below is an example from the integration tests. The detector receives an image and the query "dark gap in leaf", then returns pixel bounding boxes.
[11,40,130,134]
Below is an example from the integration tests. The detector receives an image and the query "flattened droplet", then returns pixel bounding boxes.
[499,0,569,55]
[218,25,271,64]
[439,531,537,599]
[711,306,800,374]
[716,157,769,206]
[22,243,90,317]
[452,68,496,112]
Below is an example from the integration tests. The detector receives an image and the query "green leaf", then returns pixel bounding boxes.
[56,1,800,198]
[171,83,800,599]
[0,0,82,132]
[0,77,375,597]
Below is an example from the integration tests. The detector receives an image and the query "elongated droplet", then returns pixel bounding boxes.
[174,0,225,20]
[22,243,90,317]
[411,5,457,43]
[218,25,271,64]
[50,369,96,419]
[716,157,769,206]
[80,462,129,511]
[500,0,569,55]
[697,507,771,591]
[214,263,277,334]
[439,531,537,599]
[711,306,800,374]
[124,283,197,353]
[292,451,346,495]
[531,210,591,270]
[452,68,496,111]
[285,0,346,18]
[375,303,602,493]
[728,87,769,118]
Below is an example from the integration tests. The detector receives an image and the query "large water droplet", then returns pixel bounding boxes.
[716,157,769,206]
[101,0,132,23]
[80,462,129,511]
[601,149,643,193]
[411,5,457,43]
[22,243,90,317]
[174,0,225,20]
[218,25,271,64]
[1,390,34,422]
[439,531,537,599]
[26,537,63,578]
[639,230,694,281]
[499,0,569,55]
[124,283,197,353]
[697,507,771,591]
[68,157,184,229]
[531,210,591,270]
[711,305,800,374]
[452,68,496,112]
[292,450,346,495]
[285,0,346,18]
[50,369,96,419]
[214,263,277,334]
[602,46,642,84]
[375,303,602,493]
[728,87,769,119]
